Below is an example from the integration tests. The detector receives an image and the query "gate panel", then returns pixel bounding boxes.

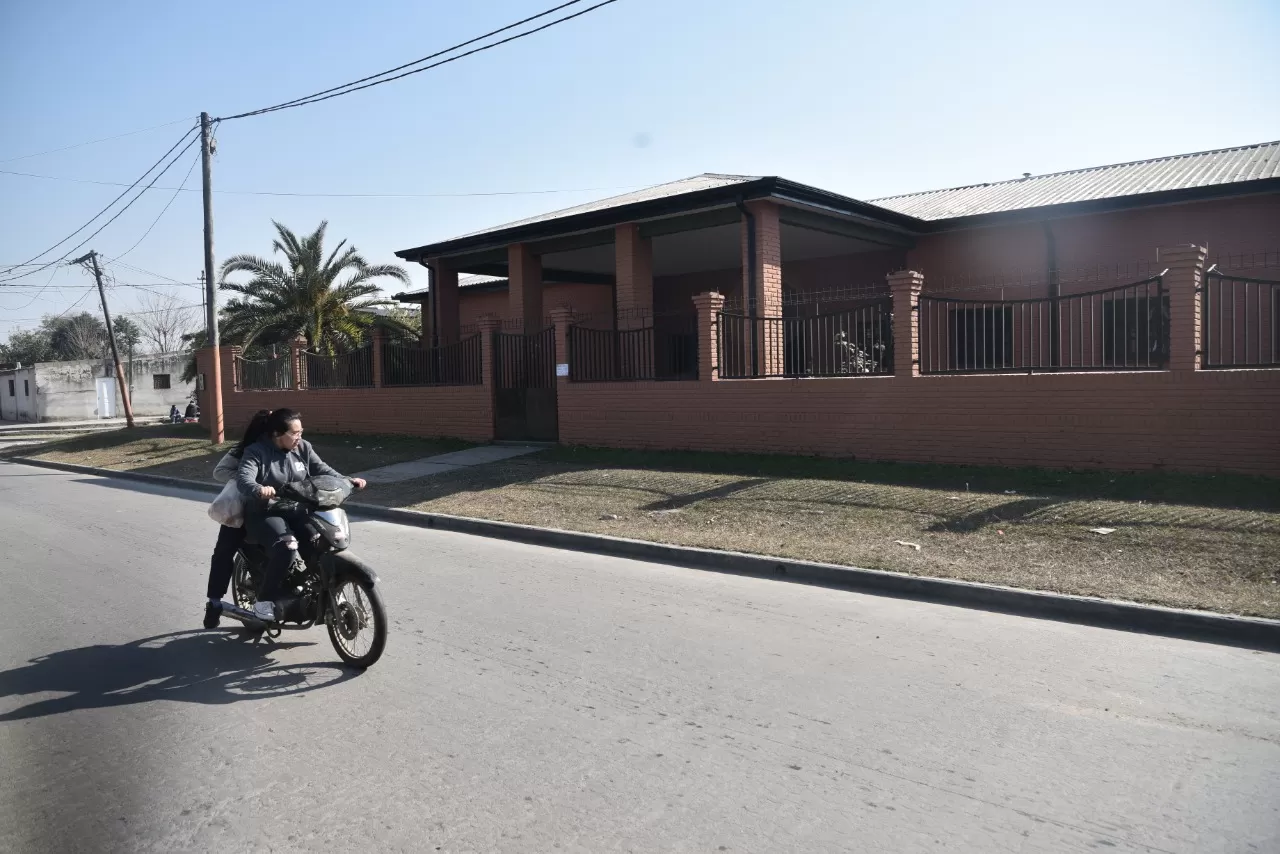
[494,328,558,441]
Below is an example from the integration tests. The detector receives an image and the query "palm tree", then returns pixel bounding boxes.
[219,221,411,353]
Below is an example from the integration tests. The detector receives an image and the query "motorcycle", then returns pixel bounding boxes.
[211,475,388,669]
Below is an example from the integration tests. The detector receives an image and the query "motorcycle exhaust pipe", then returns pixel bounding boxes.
[215,601,267,627]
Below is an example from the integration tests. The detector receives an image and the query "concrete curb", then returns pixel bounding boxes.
[11,454,1280,651]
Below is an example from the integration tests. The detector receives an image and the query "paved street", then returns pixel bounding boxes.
[0,461,1277,853]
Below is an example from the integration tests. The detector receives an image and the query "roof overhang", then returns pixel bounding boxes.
[395,177,925,263]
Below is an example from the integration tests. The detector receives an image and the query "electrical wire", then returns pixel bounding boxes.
[0,117,194,164]
[219,0,619,120]
[0,125,199,282]
[108,144,202,263]
[0,130,201,287]
[0,166,644,199]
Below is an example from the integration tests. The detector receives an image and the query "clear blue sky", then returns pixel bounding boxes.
[2,0,1277,338]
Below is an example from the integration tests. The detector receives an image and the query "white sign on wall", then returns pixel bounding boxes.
[555,363,570,377]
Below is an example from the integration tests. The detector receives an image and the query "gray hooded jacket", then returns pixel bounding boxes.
[235,436,341,500]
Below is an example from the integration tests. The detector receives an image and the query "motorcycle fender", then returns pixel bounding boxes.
[325,551,380,586]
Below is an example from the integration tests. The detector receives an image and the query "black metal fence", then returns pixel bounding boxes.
[918,276,1167,374]
[1202,270,1279,368]
[495,328,557,390]
[716,301,893,379]
[234,355,292,390]
[567,317,698,382]
[382,336,483,386]
[300,348,374,389]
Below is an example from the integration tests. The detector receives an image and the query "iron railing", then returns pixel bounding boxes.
[918,276,1167,374]
[495,328,557,390]
[716,301,893,379]
[300,348,374,389]
[234,355,292,390]
[568,318,698,382]
[1202,269,1279,368]
[382,336,483,386]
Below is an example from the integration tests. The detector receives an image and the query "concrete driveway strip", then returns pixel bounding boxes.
[0,461,1276,853]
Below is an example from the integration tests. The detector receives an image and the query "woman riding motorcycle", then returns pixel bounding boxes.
[235,408,366,622]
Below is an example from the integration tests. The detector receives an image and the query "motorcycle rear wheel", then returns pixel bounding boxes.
[327,579,387,669]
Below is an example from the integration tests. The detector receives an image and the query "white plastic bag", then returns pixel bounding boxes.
[208,480,245,528]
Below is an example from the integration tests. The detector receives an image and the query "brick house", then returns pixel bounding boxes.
[198,141,1279,474]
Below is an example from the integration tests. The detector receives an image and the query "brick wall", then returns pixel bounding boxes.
[557,370,1280,476]
[196,347,493,442]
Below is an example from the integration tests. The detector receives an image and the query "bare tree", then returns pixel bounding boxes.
[136,293,199,355]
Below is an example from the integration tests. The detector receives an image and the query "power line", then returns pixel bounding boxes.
[108,144,202,263]
[0,167,643,198]
[0,117,195,164]
[219,0,620,120]
[0,129,201,287]
[2,299,203,326]
[0,125,199,283]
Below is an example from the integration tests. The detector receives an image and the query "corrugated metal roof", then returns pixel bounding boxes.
[869,140,1280,221]
[395,273,505,300]
[448,173,758,241]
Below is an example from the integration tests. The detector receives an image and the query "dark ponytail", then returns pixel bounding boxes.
[232,410,273,457]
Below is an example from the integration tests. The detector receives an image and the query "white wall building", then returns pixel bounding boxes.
[0,352,193,422]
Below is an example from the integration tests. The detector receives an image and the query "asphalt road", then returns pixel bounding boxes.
[1,461,1277,854]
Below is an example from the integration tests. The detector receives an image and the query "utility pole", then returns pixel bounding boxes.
[74,251,135,428]
[201,111,225,444]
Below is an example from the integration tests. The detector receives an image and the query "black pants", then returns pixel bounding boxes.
[244,506,309,602]
[207,524,246,600]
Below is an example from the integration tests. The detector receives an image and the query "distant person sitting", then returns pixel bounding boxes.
[169,405,182,424]
[185,402,198,419]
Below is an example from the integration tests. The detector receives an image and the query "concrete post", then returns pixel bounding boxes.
[692,291,726,382]
[1160,244,1207,371]
[888,270,925,378]
[289,335,307,389]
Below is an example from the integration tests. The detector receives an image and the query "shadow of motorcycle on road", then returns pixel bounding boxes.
[0,630,360,722]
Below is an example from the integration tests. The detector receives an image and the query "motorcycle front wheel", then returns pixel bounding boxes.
[327,579,387,669]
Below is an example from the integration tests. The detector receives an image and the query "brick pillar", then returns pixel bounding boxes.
[742,201,783,375]
[615,223,653,331]
[431,260,461,346]
[477,314,503,392]
[289,335,307,389]
[692,291,726,382]
[888,270,924,378]
[549,305,575,385]
[1160,244,1207,371]
[508,243,543,333]
[371,326,386,388]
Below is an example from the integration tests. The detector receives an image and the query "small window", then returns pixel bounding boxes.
[153,374,172,390]
[24,380,30,396]
[6,380,13,396]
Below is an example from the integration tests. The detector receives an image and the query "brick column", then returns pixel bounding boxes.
[1160,244,1207,371]
[430,260,461,345]
[888,270,924,378]
[549,305,575,385]
[615,224,653,331]
[289,335,307,389]
[477,314,503,392]
[742,201,783,375]
[508,243,543,333]
[371,325,386,388]
[692,291,726,382]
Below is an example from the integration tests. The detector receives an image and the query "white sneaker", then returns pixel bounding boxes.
[253,601,277,622]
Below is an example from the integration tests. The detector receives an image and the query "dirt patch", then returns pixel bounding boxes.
[359,448,1280,619]
[7,423,470,483]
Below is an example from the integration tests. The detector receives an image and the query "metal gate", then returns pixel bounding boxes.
[494,328,558,441]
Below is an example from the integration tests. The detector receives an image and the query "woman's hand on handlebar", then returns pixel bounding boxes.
[258,485,276,499]
[350,477,367,491]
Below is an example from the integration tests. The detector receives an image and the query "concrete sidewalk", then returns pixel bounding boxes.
[351,444,544,483]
